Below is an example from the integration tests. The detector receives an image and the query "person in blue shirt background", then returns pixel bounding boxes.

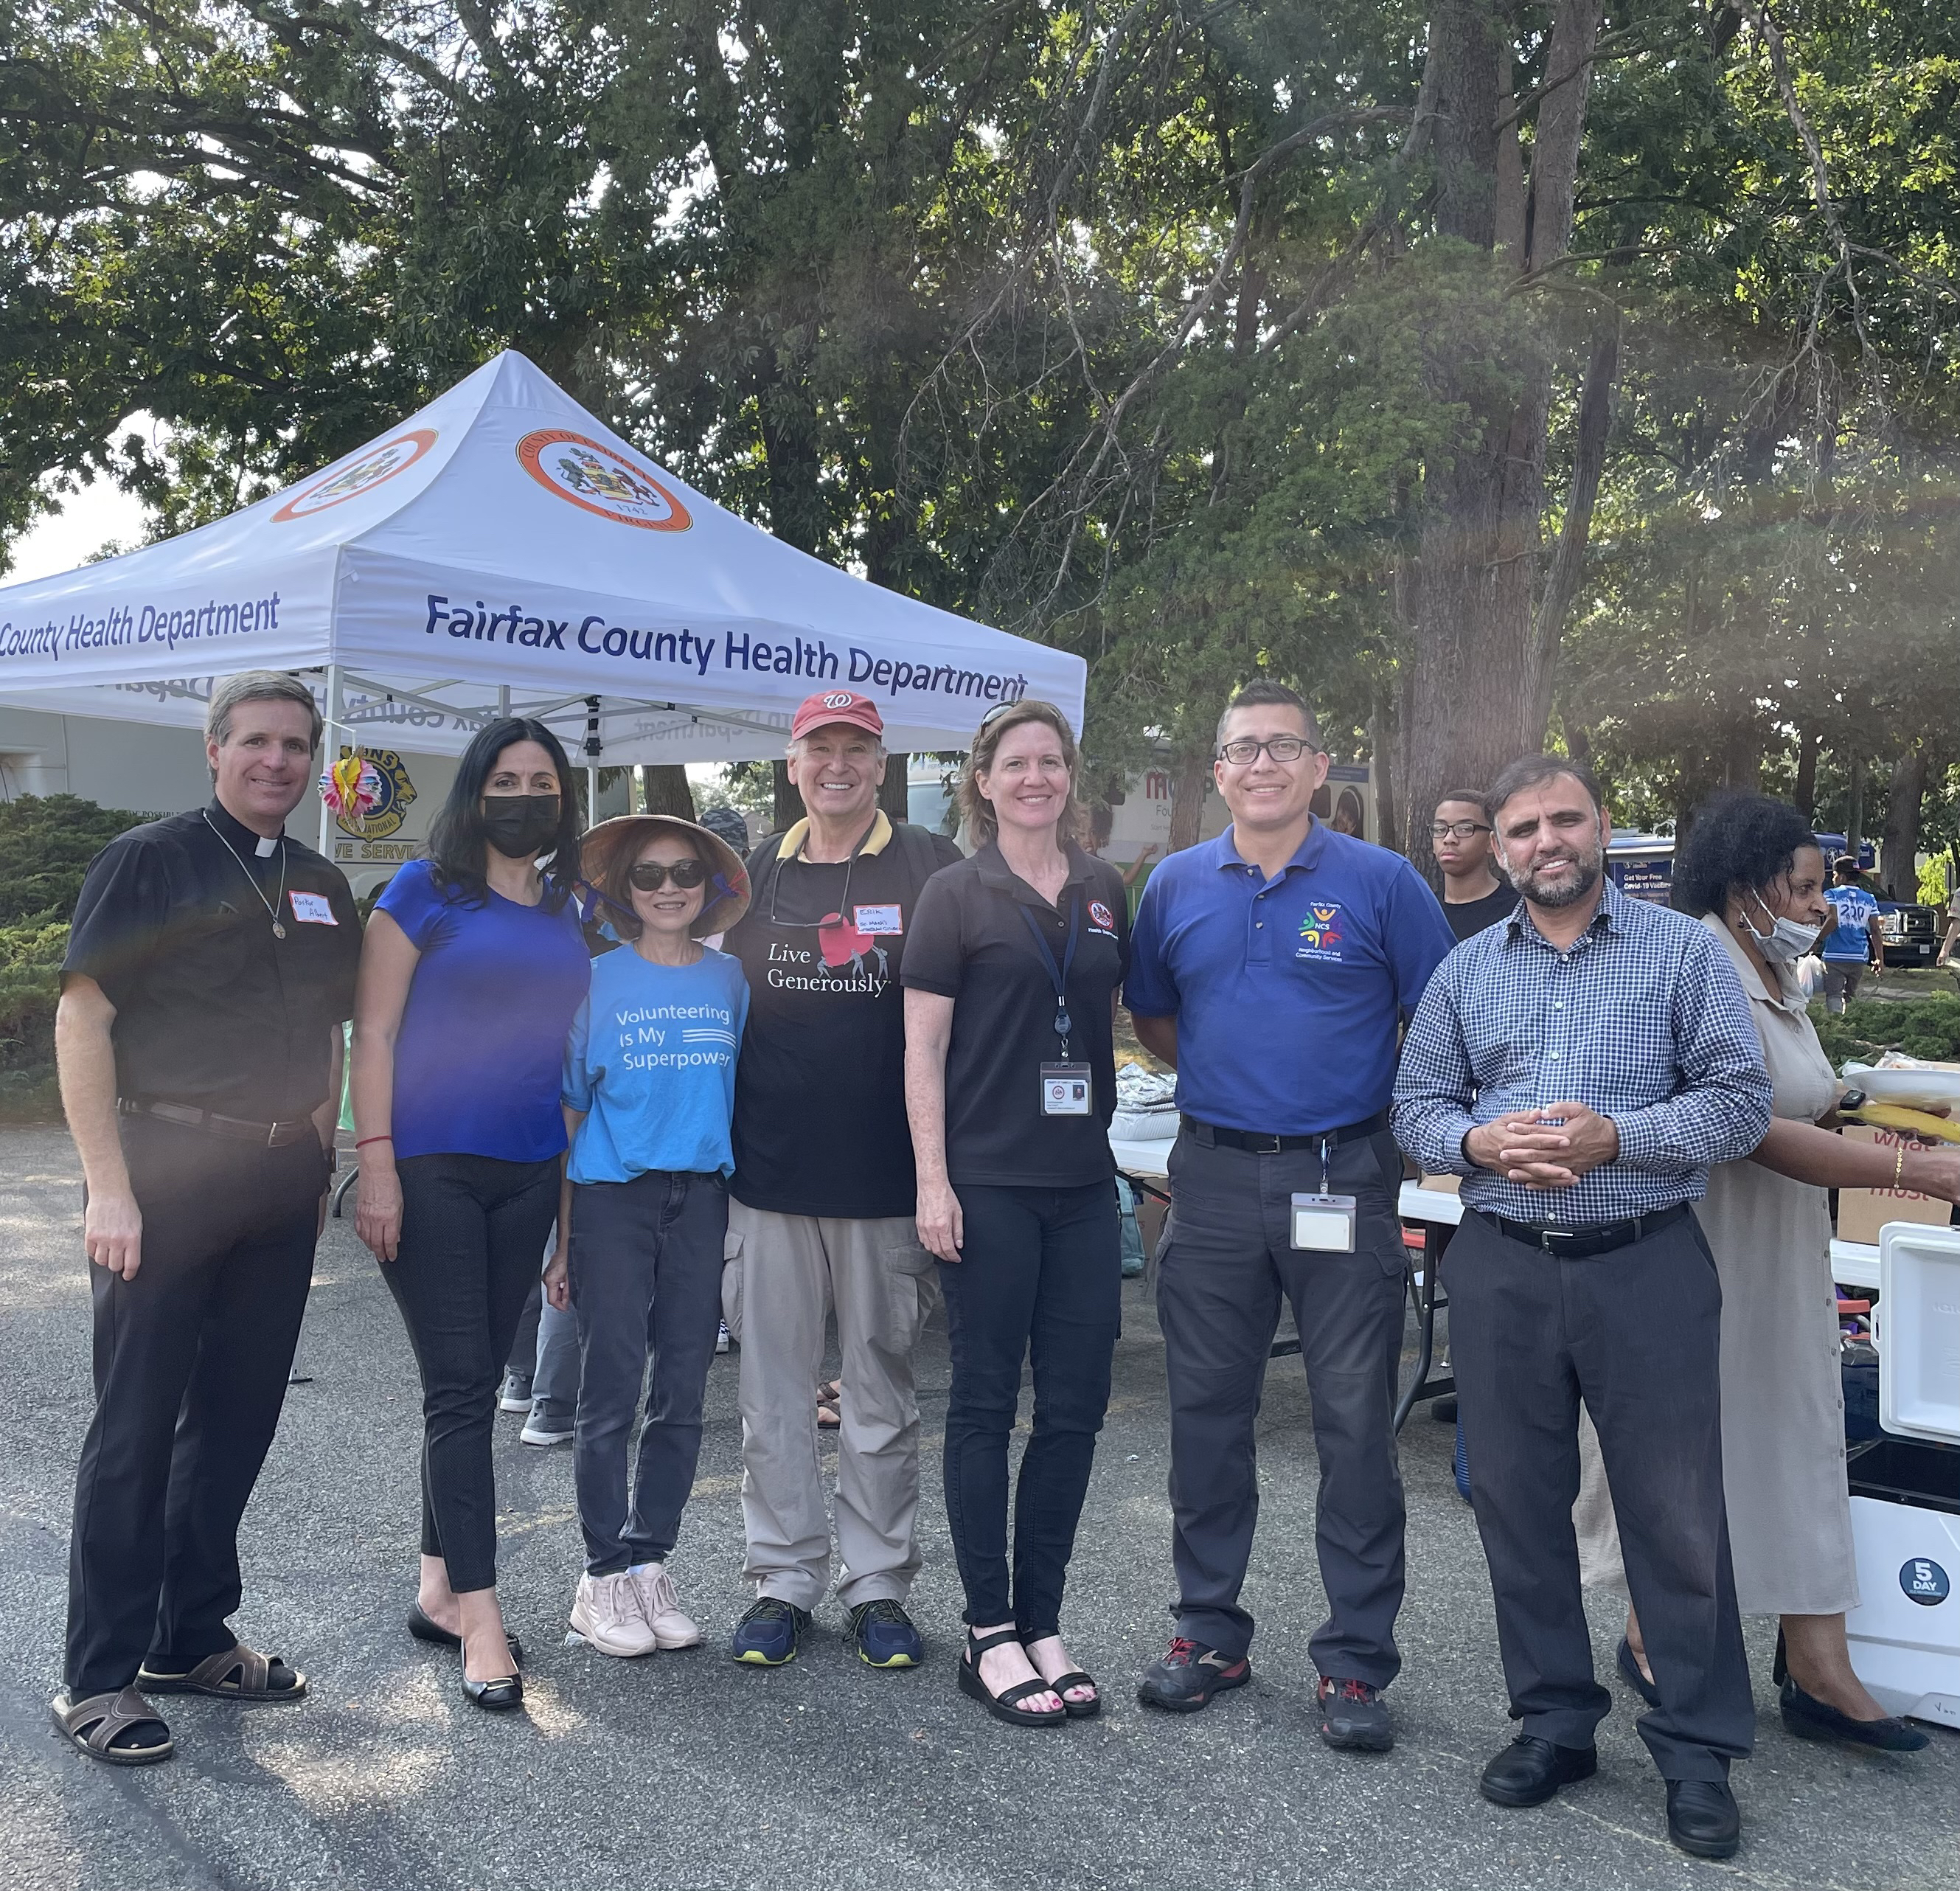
[1817,855,1881,1015]
[1124,679,1453,1749]
[545,813,750,1662]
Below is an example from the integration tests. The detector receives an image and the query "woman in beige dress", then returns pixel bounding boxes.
[1582,792,1959,1750]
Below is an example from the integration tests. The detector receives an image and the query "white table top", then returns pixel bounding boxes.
[1829,1239,1880,1292]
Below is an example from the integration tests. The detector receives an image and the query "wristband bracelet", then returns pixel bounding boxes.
[355,1134,394,1151]
[1894,1142,1906,1188]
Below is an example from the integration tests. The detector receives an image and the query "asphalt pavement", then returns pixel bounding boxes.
[1,1124,1953,1891]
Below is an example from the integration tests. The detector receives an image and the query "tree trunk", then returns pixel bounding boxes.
[1846,759,1865,865]
[1369,690,1401,855]
[879,756,911,822]
[1880,747,1929,901]
[1168,749,1211,852]
[639,765,696,820]
[1793,723,1821,820]
[1402,0,1603,884]
[772,760,805,832]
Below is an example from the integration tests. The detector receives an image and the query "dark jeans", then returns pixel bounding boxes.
[66,1116,327,1696]
[568,1170,728,1575]
[1448,1208,1753,1781]
[1156,1126,1408,1682]
[383,1153,558,1594]
[938,1181,1120,1637]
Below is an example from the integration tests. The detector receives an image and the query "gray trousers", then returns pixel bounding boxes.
[1156,1125,1409,1682]
[724,1204,938,1610]
[506,1280,580,1415]
[1447,1208,1753,1781]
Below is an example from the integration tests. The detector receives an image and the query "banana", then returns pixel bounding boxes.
[1838,1098,1960,1144]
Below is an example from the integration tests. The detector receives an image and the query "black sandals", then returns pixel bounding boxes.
[956,1628,1066,1727]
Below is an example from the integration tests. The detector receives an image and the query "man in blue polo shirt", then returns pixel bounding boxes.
[1125,679,1453,1749]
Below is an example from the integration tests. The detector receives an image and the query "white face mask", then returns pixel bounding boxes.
[1737,895,1815,963]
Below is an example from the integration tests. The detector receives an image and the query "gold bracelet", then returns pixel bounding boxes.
[1894,1142,1906,1188]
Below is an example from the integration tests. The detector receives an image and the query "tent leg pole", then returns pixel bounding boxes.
[319,663,340,861]
[586,763,599,822]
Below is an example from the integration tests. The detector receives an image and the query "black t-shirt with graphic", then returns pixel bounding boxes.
[723,813,962,1219]
[901,840,1130,1190]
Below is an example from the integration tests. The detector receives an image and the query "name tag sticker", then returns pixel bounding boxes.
[1040,1062,1094,1117]
[288,891,338,925]
[853,903,903,935]
[1291,1193,1357,1252]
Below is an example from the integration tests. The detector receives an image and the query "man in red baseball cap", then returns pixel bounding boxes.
[717,690,962,1670]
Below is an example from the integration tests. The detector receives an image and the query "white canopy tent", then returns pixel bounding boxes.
[0,351,1083,850]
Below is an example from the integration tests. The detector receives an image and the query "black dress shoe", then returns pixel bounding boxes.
[1479,1735,1597,1808]
[1665,1778,1740,1859]
[1616,1637,1661,1709]
[1779,1679,1930,1751]
[459,1638,524,1712]
[409,1603,521,1665]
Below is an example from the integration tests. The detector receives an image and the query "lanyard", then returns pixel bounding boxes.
[1018,893,1082,1058]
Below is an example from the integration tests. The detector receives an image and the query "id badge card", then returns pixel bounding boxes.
[1291,1193,1357,1252]
[1040,1062,1094,1117]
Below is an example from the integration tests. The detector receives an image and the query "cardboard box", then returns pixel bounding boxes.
[1835,1125,1956,1245]
[1417,1173,1462,1196]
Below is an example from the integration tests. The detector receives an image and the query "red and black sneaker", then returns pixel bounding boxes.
[1136,1637,1251,1713]
[1317,1675,1394,1752]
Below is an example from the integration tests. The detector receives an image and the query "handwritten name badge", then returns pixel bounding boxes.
[288,891,338,925]
[853,904,903,936]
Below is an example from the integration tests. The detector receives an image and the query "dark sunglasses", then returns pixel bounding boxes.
[628,858,707,892]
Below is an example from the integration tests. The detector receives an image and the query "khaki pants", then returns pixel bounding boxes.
[723,1204,939,1610]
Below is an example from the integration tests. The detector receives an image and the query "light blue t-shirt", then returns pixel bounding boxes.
[1821,885,1880,962]
[562,945,749,1182]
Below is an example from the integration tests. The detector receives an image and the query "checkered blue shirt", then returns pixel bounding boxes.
[1390,880,1772,1225]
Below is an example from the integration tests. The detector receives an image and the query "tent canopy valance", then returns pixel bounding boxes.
[0,352,1084,768]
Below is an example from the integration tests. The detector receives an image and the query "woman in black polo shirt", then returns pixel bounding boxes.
[903,698,1129,1727]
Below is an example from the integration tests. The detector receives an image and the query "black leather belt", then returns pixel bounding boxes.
[1181,1111,1387,1155]
[119,1097,318,1148]
[1476,1202,1689,1259]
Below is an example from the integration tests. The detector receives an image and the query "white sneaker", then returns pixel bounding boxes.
[628,1562,703,1650]
[569,1572,659,1657]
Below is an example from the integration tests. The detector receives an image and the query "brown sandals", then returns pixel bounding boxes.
[136,1642,307,1701]
[51,1686,174,1766]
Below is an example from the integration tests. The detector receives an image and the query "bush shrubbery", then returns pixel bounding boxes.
[1811,993,1960,1069]
[0,796,147,1121]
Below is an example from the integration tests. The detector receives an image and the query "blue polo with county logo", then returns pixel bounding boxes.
[1125,819,1455,1137]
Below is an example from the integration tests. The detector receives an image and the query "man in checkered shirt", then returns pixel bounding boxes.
[1391,754,1771,1863]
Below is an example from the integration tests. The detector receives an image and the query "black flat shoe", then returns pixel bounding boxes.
[1779,1679,1930,1752]
[1616,1637,1661,1709]
[410,1603,519,1665]
[956,1629,1066,1728]
[1665,1778,1740,1859]
[459,1642,524,1713]
[1478,1735,1597,1808]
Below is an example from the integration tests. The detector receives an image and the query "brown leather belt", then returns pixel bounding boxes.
[119,1097,317,1148]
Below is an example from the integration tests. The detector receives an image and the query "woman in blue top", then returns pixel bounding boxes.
[351,719,591,1712]
[543,814,750,1660]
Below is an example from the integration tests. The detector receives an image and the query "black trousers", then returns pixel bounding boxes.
[1156,1127,1408,1682]
[66,1116,327,1696]
[1447,1208,1754,1781]
[383,1153,558,1594]
[568,1170,727,1575]
[938,1182,1120,1637]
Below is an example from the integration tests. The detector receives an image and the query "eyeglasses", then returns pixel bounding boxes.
[1430,821,1492,842]
[1217,736,1317,766]
[628,858,707,892]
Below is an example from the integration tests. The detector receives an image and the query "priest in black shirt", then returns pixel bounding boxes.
[1433,788,1518,941]
[50,672,358,1766]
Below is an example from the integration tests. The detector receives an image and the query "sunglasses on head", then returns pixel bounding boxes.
[628,858,708,892]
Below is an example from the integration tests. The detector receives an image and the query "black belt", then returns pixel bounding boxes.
[119,1097,318,1148]
[1475,1202,1689,1259]
[1181,1111,1387,1156]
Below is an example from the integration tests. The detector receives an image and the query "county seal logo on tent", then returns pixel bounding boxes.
[271,430,438,522]
[518,428,694,531]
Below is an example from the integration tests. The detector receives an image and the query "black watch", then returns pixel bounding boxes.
[1459,1129,1478,1172]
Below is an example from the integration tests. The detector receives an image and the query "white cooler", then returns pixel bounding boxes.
[1843,1224,1960,1728]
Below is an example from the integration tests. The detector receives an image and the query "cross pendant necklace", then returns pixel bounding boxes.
[204,813,288,937]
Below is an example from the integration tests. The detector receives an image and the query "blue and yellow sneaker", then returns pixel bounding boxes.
[847,1599,922,1668]
[730,1597,810,1665]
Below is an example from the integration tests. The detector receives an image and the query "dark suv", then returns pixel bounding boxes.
[1876,901,1939,968]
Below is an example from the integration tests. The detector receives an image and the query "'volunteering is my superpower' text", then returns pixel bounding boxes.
[425,595,1030,705]
[0,594,279,663]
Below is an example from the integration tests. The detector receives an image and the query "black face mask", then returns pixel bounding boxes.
[480,794,561,859]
